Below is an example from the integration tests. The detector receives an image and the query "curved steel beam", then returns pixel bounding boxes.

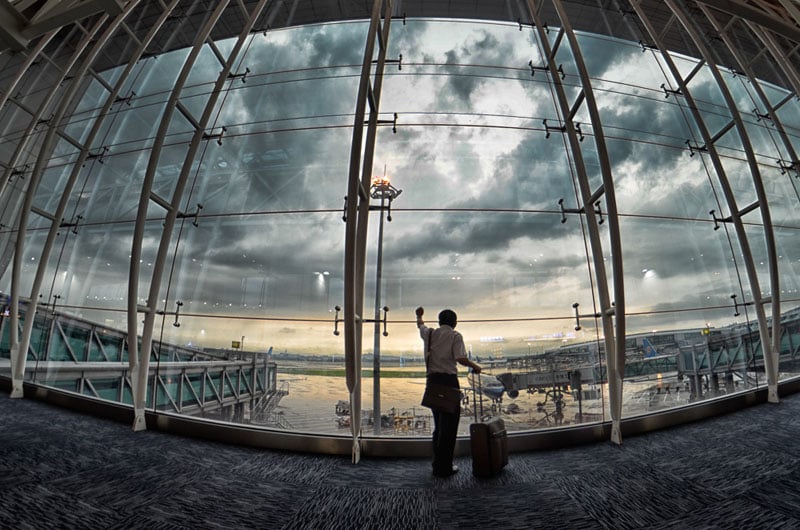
[551,0,627,445]
[525,0,626,443]
[0,29,57,127]
[667,0,781,403]
[0,24,87,212]
[133,0,272,433]
[699,4,800,222]
[0,29,57,274]
[14,0,184,402]
[631,0,780,402]
[746,20,800,97]
[343,0,395,464]
[697,0,800,42]
[126,0,231,431]
[8,15,111,398]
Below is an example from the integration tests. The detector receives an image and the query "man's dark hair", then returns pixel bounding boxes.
[438,309,457,327]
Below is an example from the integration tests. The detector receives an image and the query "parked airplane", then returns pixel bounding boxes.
[474,354,508,367]
[467,372,518,402]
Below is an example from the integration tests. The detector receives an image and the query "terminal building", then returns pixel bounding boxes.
[1,0,799,466]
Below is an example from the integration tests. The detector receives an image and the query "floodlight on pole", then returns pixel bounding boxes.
[369,172,401,435]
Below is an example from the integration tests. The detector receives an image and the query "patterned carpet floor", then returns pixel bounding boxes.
[2,391,800,529]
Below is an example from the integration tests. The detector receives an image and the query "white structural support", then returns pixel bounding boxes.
[13,2,138,390]
[0,29,56,122]
[0,28,57,268]
[127,0,231,432]
[0,24,89,208]
[343,0,394,463]
[526,0,627,444]
[127,0,272,432]
[8,14,111,398]
[666,0,782,404]
[132,0,272,431]
[699,5,800,224]
[13,0,180,402]
[631,0,781,403]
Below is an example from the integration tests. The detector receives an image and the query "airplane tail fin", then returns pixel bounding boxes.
[643,338,658,358]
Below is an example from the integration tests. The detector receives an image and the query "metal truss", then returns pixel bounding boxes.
[1,297,274,416]
[127,0,272,432]
[525,0,628,444]
[0,0,124,51]
[630,0,782,404]
[7,10,120,399]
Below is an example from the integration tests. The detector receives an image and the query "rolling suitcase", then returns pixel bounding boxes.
[469,373,508,478]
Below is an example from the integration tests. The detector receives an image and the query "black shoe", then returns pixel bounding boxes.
[433,465,459,478]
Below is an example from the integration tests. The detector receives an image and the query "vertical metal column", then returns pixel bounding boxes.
[127,0,231,431]
[0,30,57,146]
[527,0,627,443]
[343,0,394,463]
[631,0,780,403]
[372,196,386,435]
[667,0,781,404]
[8,15,111,398]
[132,0,271,431]
[12,0,178,400]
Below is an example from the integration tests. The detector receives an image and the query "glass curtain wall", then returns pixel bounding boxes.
[0,8,799,439]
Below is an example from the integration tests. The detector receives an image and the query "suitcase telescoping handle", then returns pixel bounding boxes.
[470,369,482,422]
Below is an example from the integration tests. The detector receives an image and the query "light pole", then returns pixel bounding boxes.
[369,174,401,435]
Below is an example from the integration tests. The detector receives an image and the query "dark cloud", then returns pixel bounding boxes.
[307,26,367,66]
[13,19,796,350]
[386,209,572,266]
[570,33,636,80]
[431,29,526,108]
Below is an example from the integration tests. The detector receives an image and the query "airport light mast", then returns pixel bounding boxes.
[369,173,401,435]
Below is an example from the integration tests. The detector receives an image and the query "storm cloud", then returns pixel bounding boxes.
[6,18,798,355]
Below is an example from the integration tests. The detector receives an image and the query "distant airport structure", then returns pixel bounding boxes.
[0,0,798,458]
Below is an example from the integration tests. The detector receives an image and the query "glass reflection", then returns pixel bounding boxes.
[619,216,744,318]
[622,311,762,419]
[0,16,799,441]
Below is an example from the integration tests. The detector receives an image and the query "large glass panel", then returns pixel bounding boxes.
[4,12,800,445]
[187,128,354,215]
[619,217,744,318]
[610,139,718,218]
[61,150,147,224]
[363,210,601,434]
[776,226,800,379]
[133,50,190,97]
[165,211,344,321]
[91,96,166,148]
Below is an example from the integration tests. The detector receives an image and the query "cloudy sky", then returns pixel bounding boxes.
[5,18,799,357]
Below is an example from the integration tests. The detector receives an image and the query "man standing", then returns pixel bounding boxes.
[416,306,481,477]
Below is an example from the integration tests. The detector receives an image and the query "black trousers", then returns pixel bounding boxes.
[427,373,461,474]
